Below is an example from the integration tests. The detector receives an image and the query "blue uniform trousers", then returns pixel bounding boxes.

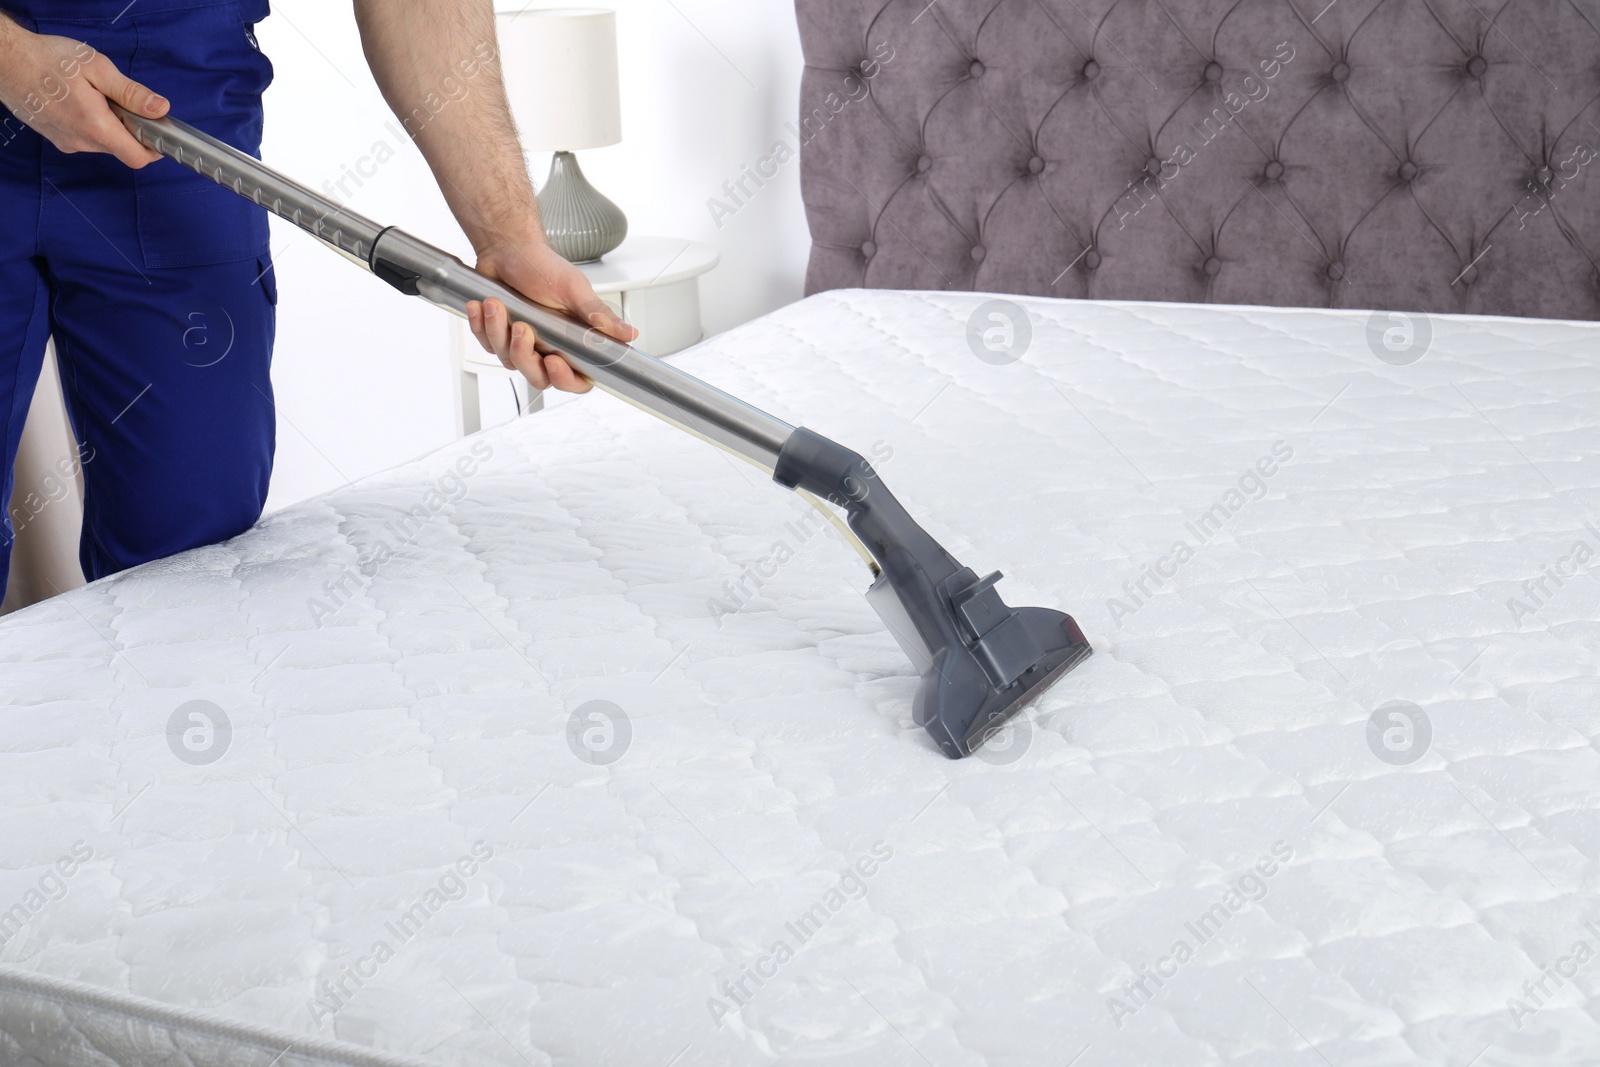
[0,0,276,595]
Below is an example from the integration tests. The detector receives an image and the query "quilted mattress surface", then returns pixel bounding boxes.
[2,290,1599,1067]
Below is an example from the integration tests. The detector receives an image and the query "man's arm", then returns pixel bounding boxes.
[353,0,635,394]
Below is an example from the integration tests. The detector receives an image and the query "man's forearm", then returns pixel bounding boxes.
[352,0,635,382]
[353,0,540,254]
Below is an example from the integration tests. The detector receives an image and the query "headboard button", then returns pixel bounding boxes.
[1082,59,1101,80]
[1327,261,1346,281]
[1028,156,1045,175]
[1146,156,1163,176]
[1083,249,1102,270]
[860,240,877,258]
[1331,61,1350,83]
[1398,161,1419,182]
[1466,55,1487,78]
[969,59,985,79]
[970,245,987,263]
[1263,160,1285,181]
[1203,256,1222,277]
[1459,265,1479,285]
[917,154,932,173]
[1204,61,1223,82]
[1537,165,1554,185]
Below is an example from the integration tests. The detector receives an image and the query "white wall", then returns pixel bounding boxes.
[256,0,810,511]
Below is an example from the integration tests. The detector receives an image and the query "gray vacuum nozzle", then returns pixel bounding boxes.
[774,429,1091,758]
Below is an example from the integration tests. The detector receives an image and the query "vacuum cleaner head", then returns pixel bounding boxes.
[775,429,1092,758]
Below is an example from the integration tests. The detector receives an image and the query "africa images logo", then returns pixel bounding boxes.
[707,841,894,1027]
[966,299,1032,365]
[167,700,231,765]
[1107,441,1294,627]
[1105,841,1294,1028]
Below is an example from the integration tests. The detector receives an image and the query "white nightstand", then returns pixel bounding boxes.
[457,235,718,434]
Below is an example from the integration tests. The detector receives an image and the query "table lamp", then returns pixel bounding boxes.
[497,8,626,263]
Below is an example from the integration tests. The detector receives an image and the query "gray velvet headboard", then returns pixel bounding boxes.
[796,0,1600,319]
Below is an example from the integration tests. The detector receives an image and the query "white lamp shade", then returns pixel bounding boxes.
[496,8,621,151]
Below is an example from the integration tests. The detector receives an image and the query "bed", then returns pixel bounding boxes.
[3,289,1600,1065]
[6,0,1600,1062]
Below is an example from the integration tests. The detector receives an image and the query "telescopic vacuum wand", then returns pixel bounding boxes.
[115,105,1091,758]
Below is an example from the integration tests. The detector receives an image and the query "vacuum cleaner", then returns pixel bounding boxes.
[114,106,1091,758]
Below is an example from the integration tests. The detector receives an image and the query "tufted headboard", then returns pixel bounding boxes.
[795,0,1600,319]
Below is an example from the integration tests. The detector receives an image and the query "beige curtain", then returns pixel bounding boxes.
[2,343,87,615]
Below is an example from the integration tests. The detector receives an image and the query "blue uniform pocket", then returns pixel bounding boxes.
[130,0,274,269]
[256,255,278,305]
[137,183,270,269]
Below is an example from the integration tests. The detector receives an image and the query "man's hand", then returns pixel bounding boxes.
[0,16,167,168]
[467,239,638,395]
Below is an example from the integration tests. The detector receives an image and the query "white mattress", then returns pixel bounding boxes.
[3,289,1599,1067]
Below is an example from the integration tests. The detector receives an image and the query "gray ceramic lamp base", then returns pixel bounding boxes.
[537,151,627,263]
